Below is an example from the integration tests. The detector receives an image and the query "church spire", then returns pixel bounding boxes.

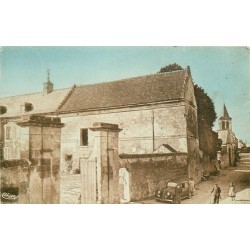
[223,104,231,119]
[219,103,232,130]
[47,69,51,82]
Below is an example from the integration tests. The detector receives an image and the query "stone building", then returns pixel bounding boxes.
[217,104,238,167]
[0,74,70,203]
[56,67,201,202]
[1,67,201,203]
[58,67,200,176]
[0,73,71,160]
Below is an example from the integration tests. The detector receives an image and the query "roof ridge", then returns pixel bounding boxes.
[74,69,186,88]
[57,85,77,110]
[0,87,71,99]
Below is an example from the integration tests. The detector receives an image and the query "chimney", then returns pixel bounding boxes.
[43,69,53,94]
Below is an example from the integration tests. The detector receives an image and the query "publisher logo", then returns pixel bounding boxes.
[1,192,19,200]
[1,187,19,203]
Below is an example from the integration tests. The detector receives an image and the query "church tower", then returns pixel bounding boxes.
[43,69,54,94]
[219,104,232,131]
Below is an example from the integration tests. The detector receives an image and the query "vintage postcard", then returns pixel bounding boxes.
[0,46,249,204]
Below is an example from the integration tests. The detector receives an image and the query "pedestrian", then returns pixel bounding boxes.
[174,184,182,204]
[189,177,195,196]
[229,182,236,201]
[210,183,221,204]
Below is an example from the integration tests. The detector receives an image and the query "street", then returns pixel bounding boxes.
[135,152,250,204]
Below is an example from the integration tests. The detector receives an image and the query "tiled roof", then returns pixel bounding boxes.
[59,69,188,113]
[0,88,71,118]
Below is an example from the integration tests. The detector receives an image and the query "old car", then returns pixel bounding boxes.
[155,180,191,203]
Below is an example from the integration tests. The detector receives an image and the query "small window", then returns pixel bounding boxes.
[80,129,88,146]
[21,102,33,112]
[222,121,225,130]
[5,127,11,140]
[65,154,72,161]
[24,102,33,112]
[0,106,7,114]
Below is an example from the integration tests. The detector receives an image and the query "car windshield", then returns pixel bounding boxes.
[167,182,177,187]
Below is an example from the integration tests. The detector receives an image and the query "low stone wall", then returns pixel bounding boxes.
[60,173,81,204]
[119,153,188,201]
[1,160,60,204]
[0,165,30,204]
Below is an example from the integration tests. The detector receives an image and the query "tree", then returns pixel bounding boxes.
[194,85,217,128]
[158,63,183,73]
[158,63,218,157]
[157,63,217,127]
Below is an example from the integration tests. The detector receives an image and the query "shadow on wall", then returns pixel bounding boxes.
[0,159,60,204]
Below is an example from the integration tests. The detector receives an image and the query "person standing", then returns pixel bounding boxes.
[189,177,195,196]
[174,184,182,204]
[229,182,236,201]
[210,184,221,204]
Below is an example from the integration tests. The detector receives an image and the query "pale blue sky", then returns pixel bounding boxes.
[0,46,249,143]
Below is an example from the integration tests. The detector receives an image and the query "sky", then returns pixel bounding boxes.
[0,46,249,143]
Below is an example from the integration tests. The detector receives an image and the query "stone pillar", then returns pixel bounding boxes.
[90,122,122,204]
[17,115,64,204]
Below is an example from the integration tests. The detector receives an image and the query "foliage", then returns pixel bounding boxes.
[194,85,217,127]
[0,159,31,168]
[158,63,217,127]
[158,63,183,73]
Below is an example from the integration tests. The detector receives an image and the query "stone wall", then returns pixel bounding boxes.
[185,100,201,181]
[200,153,218,174]
[60,102,188,171]
[0,165,30,204]
[0,163,60,204]
[186,137,201,182]
[0,115,63,204]
[119,153,188,201]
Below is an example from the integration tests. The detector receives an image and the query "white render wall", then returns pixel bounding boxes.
[59,102,188,170]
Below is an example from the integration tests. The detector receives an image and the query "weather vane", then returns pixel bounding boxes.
[47,69,50,82]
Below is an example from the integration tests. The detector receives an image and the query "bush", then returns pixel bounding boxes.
[0,159,31,169]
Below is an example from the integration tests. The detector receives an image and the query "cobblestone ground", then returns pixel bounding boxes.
[134,153,250,204]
